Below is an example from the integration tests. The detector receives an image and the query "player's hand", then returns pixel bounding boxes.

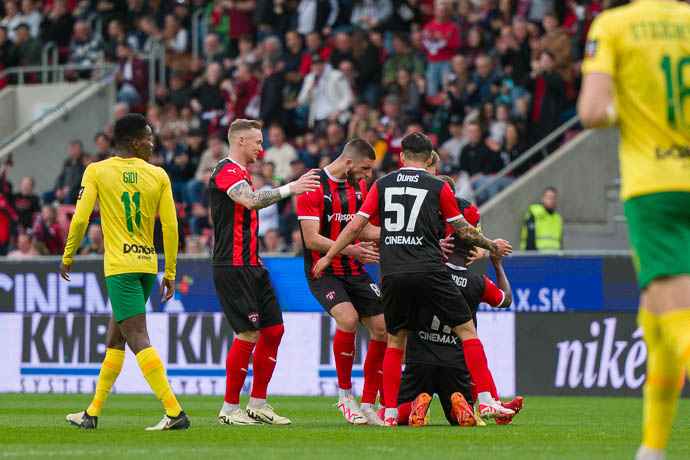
[60,262,71,282]
[289,169,321,195]
[347,242,379,264]
[439,236,454,259]
[467,247,486,266]
[160,277,175,302]
[491,238,512,257]
[312,256,332,279]
[489,250,504,265]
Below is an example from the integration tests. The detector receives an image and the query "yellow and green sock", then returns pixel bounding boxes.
[135,347,182,417]
[86,348,126,417]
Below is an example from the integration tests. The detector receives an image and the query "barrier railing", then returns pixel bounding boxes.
[191,6,208,64]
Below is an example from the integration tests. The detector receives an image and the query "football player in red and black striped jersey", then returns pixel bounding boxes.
[210,119,320,426]
[297,139,387,425]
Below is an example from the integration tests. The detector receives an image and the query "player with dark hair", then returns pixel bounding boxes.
[297,138,386,425]
[313,132,513,426]
[62,113,189,430]
[211,119,320,425]
[398,175,523,427]
[578,1,690,458]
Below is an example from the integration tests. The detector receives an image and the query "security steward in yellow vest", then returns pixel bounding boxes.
[521,187,562,251]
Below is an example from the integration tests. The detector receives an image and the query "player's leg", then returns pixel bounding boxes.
[115,274,188,430]
[246,267,291,425]
[213,266,262,425]
[66,315,126,429]
[382,330,406,426]
[350,273,387,423]
[437,366,477,427]
[625,193,690,459]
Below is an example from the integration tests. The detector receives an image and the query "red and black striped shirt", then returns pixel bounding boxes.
[209,158,261,266]
[296,167,367,278]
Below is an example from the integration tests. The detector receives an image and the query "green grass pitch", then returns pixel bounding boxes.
[1,394,689,459]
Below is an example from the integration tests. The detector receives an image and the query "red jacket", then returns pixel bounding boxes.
[421,20,460,62]
[119,56,148,103]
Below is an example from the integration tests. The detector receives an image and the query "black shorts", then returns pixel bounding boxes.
[398,362,473,425]
[381,271,473,335]
[212,265,283,333]
[307,272,383,317]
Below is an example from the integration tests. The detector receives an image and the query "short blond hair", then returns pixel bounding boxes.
[227,119,262,144]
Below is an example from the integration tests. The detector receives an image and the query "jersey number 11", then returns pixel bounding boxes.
[121,191,142,236]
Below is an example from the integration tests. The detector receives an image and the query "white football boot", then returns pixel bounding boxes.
[477,399,514,420]
[337,395,367,425]
[218,408,262,425]
[246,404,291,425]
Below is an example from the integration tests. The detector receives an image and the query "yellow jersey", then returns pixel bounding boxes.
[62,156,178,279]
[582,0,690,201]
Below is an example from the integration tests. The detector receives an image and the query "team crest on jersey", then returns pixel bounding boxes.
[369,283,380,297]
[77,187,84,200]
[326,290,335,301]
[355,191,362,200]
[584,40,598,59]
[248,312,259,324]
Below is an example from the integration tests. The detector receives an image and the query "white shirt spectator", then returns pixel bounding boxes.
[0,15,23,41]
[441,136,466,168]
[18,9,42,38]
[263,143,298,182]
[257,185,280,237]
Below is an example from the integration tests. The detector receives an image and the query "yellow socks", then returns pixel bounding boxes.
[136,347,182,417]
[639,310,684,450]
[87,348,126,417]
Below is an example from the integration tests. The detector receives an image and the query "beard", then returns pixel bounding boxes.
[345,167,358,186]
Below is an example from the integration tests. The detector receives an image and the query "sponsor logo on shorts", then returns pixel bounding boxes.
[326,290,335,301]
[248,312,259,324]
[369,283,380,297]
[123,243,156,255]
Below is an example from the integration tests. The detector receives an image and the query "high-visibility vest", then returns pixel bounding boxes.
[520,204,563,251]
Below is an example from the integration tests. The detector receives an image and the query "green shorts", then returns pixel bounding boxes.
[624,192,690,290]
[105,273,157,322]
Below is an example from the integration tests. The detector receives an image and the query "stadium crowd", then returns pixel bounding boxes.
[0,0,601,257]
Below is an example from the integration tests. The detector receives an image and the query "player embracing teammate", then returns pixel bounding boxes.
[314,132,513,426]
[297,139,386,425]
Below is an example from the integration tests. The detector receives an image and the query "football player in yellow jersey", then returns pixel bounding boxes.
[60,114,189,431]
[578,1,690,458]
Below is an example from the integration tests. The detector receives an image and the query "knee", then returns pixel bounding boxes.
[236,329,260,343]
[336,313,359,333]
[260,323,284,343]
[369,318,387,341]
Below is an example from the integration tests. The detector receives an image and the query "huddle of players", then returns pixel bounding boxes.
[61,115,519,429]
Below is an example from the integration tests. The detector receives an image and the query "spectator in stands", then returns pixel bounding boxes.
[537,11,574,85]
[325,122,346,160]
[466,55,501,108]
[438,114,465,174]
[297,55,353,134]
[1,1,22,41]
[184,128,206,175]
[12,176,40,231]
[262,228,284,253]
[289,227,303,254]
[93,132,114,161]
[18,0,42,38]
[114,42,148,104]
[50,140,86,204]
[263,124,298,181]
[162,13,188,70]
[350,0,393,31]
[0,159,18,256]
[295,0,338,36]
[80,224,105,255]
[224,0,256,58]
[352,29,382,109]
[104,18,138,61]
[190,61,225,117]
[233,61,261,120]
[40,0,74,48]
[489,102,511,145]
[260,35,283,63]
[524,50,565,148]
[521,186,563,251]
[10,23,42,67]
[189,166,213,235]
[0,26,16,71]
[363,126,387,168]
[299,30,332,76]
[233,32,258,68]
[464,26,488,70]
[280,30,304,72]
[347,100,378,140]
[203,32,227,64]
[6,233,38,259]
[32,204,63,255]
[509,17,532,84]
[498,123,529,176]
[259,57,286,129]
[252,172,280,238]
[420,2,459,96]
[445,54,470,117]
[330,31,353,70]
[159,130,191,202]
[187,133,227,203]
[184,234,209,255]
[383,34,423,88]
[460,122,502,202]
[393,68,421,122]
[67,21,103,78]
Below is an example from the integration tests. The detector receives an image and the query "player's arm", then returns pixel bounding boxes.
[577,13,616,128]
[158,172,178,302]
[313,214,370,277]
[488,253,512,308]
[299,219,379,264]
[358,223,380,243]
[60,165,98,281]
[228,169,320,210]
[440,183,511,255]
